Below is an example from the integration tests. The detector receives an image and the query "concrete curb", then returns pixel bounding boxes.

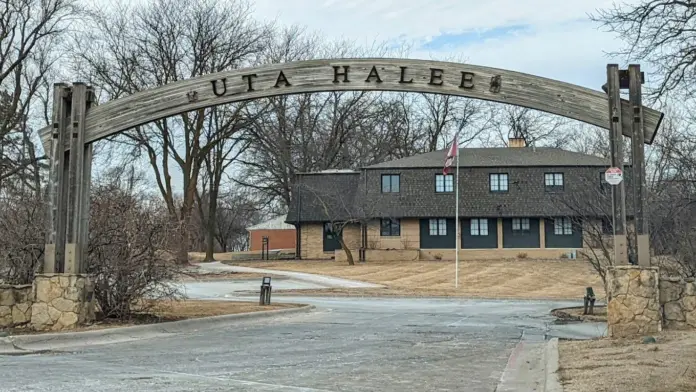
[0,304,314,354]
[544,338,562,392]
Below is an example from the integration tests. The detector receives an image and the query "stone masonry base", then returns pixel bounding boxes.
[0,284,33,328]
[30,274,96,331]
[660,276,696,329]
[606,266,662,338]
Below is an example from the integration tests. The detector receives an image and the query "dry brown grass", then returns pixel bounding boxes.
[559,331,696,392]
[551,306,607,322]
[228,259,604,300]
[189,252,243,262]
[7,300,300,335]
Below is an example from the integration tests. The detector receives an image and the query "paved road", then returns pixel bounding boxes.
[0,296,604,392]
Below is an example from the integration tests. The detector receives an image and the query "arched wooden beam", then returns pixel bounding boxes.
[40,58,663,151]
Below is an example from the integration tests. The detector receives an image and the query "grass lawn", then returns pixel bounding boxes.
[223,259,604,300]
[559,331,696,392]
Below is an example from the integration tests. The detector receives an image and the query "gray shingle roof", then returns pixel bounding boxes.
[364,147,610,169]
[286,172,361,223]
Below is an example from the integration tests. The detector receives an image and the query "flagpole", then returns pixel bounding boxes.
[455,144,460,289]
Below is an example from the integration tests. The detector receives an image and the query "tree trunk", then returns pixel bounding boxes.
[176,222,190,265]
[204,184,219,261]
[338,236,354,266]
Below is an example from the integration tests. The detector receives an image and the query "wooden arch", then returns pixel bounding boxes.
[39,58,662,152]
[41,59,663,274]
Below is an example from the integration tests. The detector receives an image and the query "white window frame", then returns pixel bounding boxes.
[470,219,489,236]
[512,218,530,231]
[429,218,447,236]
[545,172,564,189]
[554,217,572,235]
[490,173,509,192]
[435,174,454,193]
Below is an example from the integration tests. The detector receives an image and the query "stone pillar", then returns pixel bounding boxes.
[30,274,95,331]
[606,266,661,338]
[660,277,696,330]
[0,284,33,328]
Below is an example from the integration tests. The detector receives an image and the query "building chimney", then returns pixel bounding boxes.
[508,137,527,148]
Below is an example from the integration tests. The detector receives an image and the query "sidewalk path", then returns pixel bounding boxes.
[194,262,383,289]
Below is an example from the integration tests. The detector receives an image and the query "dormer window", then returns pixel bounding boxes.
[490,173,509,192]
[545,173,564,191]
[381,174,400,193]
[435,174,453,193]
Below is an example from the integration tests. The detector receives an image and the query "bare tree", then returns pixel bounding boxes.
[482,105,572,148]
[0,0,79,186]
[194,103,263,261]
[0,188,46,284]
[74,0,272,263]
[214,190,261,252]
[297,176,381,266]
[644,108,696,276]
[414,93,491,151]
[549,177,617,286]
[591,1,696,100]
[86,166,183,320]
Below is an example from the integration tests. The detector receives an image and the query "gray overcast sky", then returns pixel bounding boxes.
[87,0,636,194]
[250,0,632,90]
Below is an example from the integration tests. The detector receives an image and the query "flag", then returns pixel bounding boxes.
[443,136,458,175]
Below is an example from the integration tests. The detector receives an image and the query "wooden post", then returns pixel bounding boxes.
[44,82,94,274]
[607,65,629,265]
[80,140,93,271]
[628,65,651,266]
[44,84,71,273]
[64,83,87,274]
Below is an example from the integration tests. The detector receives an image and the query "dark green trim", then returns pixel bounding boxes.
[502,218,540,248]
[461,218,498,249]
[323,223,342,252]
[544,218,583,248]
[419,218,456,249]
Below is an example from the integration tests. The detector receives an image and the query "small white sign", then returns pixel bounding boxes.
[605,167,623,185]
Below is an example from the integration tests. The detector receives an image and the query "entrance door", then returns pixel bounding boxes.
[323,222,342,252]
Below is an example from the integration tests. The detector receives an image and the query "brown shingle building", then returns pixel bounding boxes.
[287,138,622,261]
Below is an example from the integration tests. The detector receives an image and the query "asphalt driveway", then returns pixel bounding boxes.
[0,296,604,391]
